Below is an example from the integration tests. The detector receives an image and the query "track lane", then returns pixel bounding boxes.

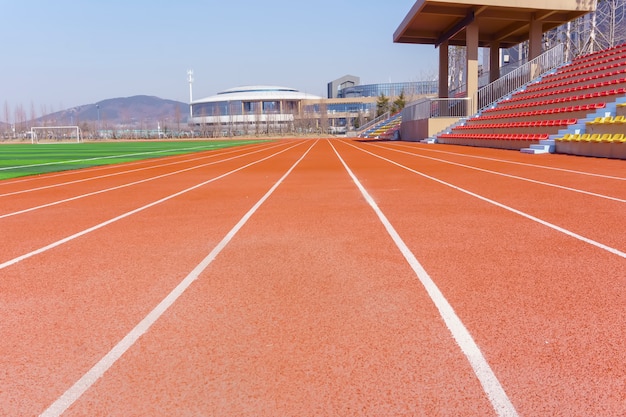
[386,142,626,180]
[379,142,626,201]
[59,139,499,416]
[334,140,626,416]
[351,141,625,253]
[0,141,310,416]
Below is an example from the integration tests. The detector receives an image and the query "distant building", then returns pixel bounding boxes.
[189,85,321,135]
[327,75,360,99]
[338,81,438,98]
[189,78,436,136]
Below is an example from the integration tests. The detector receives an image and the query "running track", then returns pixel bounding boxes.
[1,139,624,416]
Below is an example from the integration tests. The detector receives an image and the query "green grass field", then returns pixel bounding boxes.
[0,140,269,180]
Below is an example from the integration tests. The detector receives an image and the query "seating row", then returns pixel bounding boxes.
[484,89,626,113]
[458,119,575,130]
[439,133,548,141]
[437,133,549,150]
[587,115,626,125]
[555,133,626,158]
[557,133,625,143]
[545,54,626,79]
[567,43,626,67]
[472,103,605,122]
[507,76,626,102]
[536,62,626,88]
[507,77,626,103]
[523,68,626,94]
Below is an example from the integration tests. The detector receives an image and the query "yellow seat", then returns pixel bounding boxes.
[612,133,625,142]
[588,117,604,125]
[612,115,626,123]
[600,133,613,142]
[581,133,592,142]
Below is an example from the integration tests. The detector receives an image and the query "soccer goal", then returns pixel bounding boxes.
[31,126,81,144]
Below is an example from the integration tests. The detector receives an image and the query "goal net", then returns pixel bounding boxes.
[31,126,81,144]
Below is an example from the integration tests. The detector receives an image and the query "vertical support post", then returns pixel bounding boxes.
[466,21,479,115]
[529,17,543,78]
[489,41,501,83]
[438,40,449,99]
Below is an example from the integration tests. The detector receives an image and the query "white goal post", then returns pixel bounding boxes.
[31,126,81,144]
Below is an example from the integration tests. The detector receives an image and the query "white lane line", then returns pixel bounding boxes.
[0,142,272,198]
[371,143,626,203]
[0,142,288,219]
[330,141,519,417]
[386,142,626,181]
[0,141,305,271]
[38,140,316,417]
[346,141,626,259]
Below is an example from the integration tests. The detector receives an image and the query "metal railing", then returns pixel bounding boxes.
[356,111,390,134]
[475,43,566,111]
[402,97,472,121]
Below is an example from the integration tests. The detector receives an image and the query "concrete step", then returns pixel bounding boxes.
[521,143,551,154]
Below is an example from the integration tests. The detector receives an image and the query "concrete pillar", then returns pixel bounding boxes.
[438,40,449,99]
[466,21,479,115]
[489,41,501,83]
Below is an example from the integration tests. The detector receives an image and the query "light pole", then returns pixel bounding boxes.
[187,70,194,119]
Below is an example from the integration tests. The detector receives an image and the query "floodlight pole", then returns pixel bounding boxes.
[187,70,194,119]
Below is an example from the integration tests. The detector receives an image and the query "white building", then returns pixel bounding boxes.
[189,85,322,135]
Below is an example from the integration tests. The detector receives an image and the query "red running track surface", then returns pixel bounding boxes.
[0,139,624,416]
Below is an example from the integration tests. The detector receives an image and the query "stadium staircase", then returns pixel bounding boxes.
[359,113,402,140]
[437,43,626,158]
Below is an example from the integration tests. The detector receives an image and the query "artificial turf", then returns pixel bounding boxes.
[0,140,268,180]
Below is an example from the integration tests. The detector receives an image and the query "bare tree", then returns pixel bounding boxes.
[449,45,466,95]
[594,0,626,48]
[3,100,10,138]
[319,101,328,134]
[14,104,26,137]
[546,0,626,58]
[254,102,262,136]
[174,105,181,137]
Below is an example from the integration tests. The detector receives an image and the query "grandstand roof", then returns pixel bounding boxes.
[193,85,322,104]
[394,0,596,48]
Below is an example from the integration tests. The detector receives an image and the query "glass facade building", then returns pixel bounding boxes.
[338,81,438,98]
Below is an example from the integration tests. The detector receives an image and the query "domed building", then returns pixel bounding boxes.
[189,85,322,136]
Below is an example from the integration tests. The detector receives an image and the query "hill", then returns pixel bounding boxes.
[53,95,189,129]
[1,96,189,133]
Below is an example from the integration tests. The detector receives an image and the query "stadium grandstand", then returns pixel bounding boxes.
[392,0,626,159]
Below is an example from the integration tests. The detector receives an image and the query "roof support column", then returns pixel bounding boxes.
[489,41,501,83]
[529,16,543,78]
[529,16,543,60]
[466,21,479,115]
[438,40,449,98]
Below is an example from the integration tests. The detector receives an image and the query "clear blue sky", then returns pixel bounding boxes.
[1,0,438,113]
